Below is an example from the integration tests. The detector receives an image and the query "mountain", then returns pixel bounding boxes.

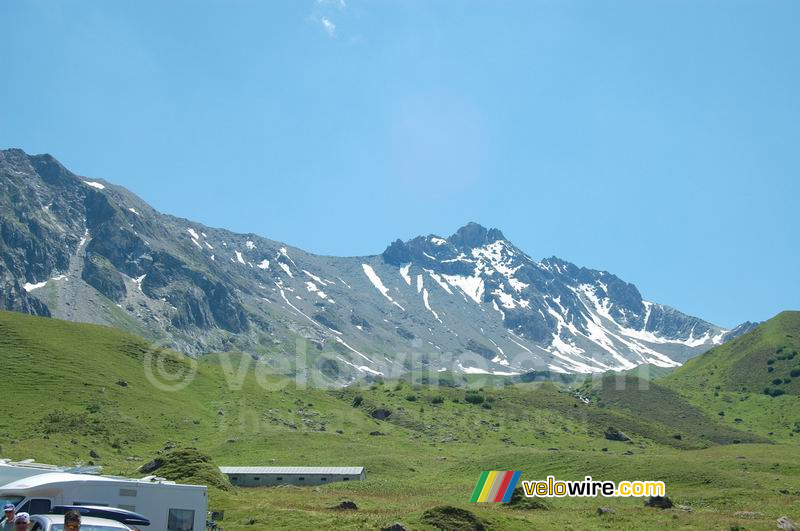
[0,148,745,378]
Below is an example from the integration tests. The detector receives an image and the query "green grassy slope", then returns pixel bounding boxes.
[0,311,798,530]
[669,311,800,395]
[653,312,800,445]
[580,375,768,447]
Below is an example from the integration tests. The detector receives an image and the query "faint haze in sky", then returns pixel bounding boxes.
[1,0,798,327]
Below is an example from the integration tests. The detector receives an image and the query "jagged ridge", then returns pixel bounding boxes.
[0,149,748,378]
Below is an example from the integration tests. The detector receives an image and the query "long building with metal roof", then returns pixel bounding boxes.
[218,467,366,487]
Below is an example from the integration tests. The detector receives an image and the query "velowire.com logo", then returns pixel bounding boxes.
[470,471,522,502]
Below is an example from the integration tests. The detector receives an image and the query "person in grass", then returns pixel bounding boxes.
[1,504,15,531]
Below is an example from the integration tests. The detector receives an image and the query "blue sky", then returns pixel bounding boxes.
[1,0,798,328]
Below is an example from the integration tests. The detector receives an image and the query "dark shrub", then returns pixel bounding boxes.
[464,392,485,405]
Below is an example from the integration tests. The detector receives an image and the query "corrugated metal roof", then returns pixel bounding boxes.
[219,467,364,475]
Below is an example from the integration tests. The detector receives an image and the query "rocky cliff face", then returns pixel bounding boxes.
[0,149,747,379]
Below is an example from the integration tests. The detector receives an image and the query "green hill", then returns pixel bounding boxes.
[0,310,798,530]
[580,375,768,447]
[656,311,800,444]
[668,311,800,396]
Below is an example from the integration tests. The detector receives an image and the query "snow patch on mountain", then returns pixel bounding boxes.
[278,262,293,277]
[399,263,412,286]
[422,288,442,323]
[362,264,405,311]
[305,281,328,300]
[442,274,484,304]
[426,270,453,294]
[303,270,332,286]
[23,280,47,292]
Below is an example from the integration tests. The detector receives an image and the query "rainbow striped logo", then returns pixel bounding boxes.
[470,471,522,502]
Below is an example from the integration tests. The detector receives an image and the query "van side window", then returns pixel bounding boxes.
[168,508,195,531]
[29,499,52,514]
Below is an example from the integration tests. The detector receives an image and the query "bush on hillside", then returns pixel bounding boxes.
[464,392,485,405]
[139,445,231,491]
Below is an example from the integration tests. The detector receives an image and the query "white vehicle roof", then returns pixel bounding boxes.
[0,459,101,475]
[0,472,205,491]
[31,514,130,528]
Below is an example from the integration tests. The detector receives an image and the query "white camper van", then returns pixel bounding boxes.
[0,472,207,531]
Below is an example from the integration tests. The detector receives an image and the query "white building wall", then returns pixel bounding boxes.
[226,472,364,487]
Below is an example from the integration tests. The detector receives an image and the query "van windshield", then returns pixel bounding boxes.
[0,497,23,507]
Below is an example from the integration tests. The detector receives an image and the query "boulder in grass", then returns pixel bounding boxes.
[604,427,631,442]
[332,501,358,511]
[777,516,799,531]
[371,408,392,420]
[644,496,673,509]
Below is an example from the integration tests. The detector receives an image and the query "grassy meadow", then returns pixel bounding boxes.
[0,310,798,529]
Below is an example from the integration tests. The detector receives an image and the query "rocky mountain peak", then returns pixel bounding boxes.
[0,148,752,379]
[447,222,506,249]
